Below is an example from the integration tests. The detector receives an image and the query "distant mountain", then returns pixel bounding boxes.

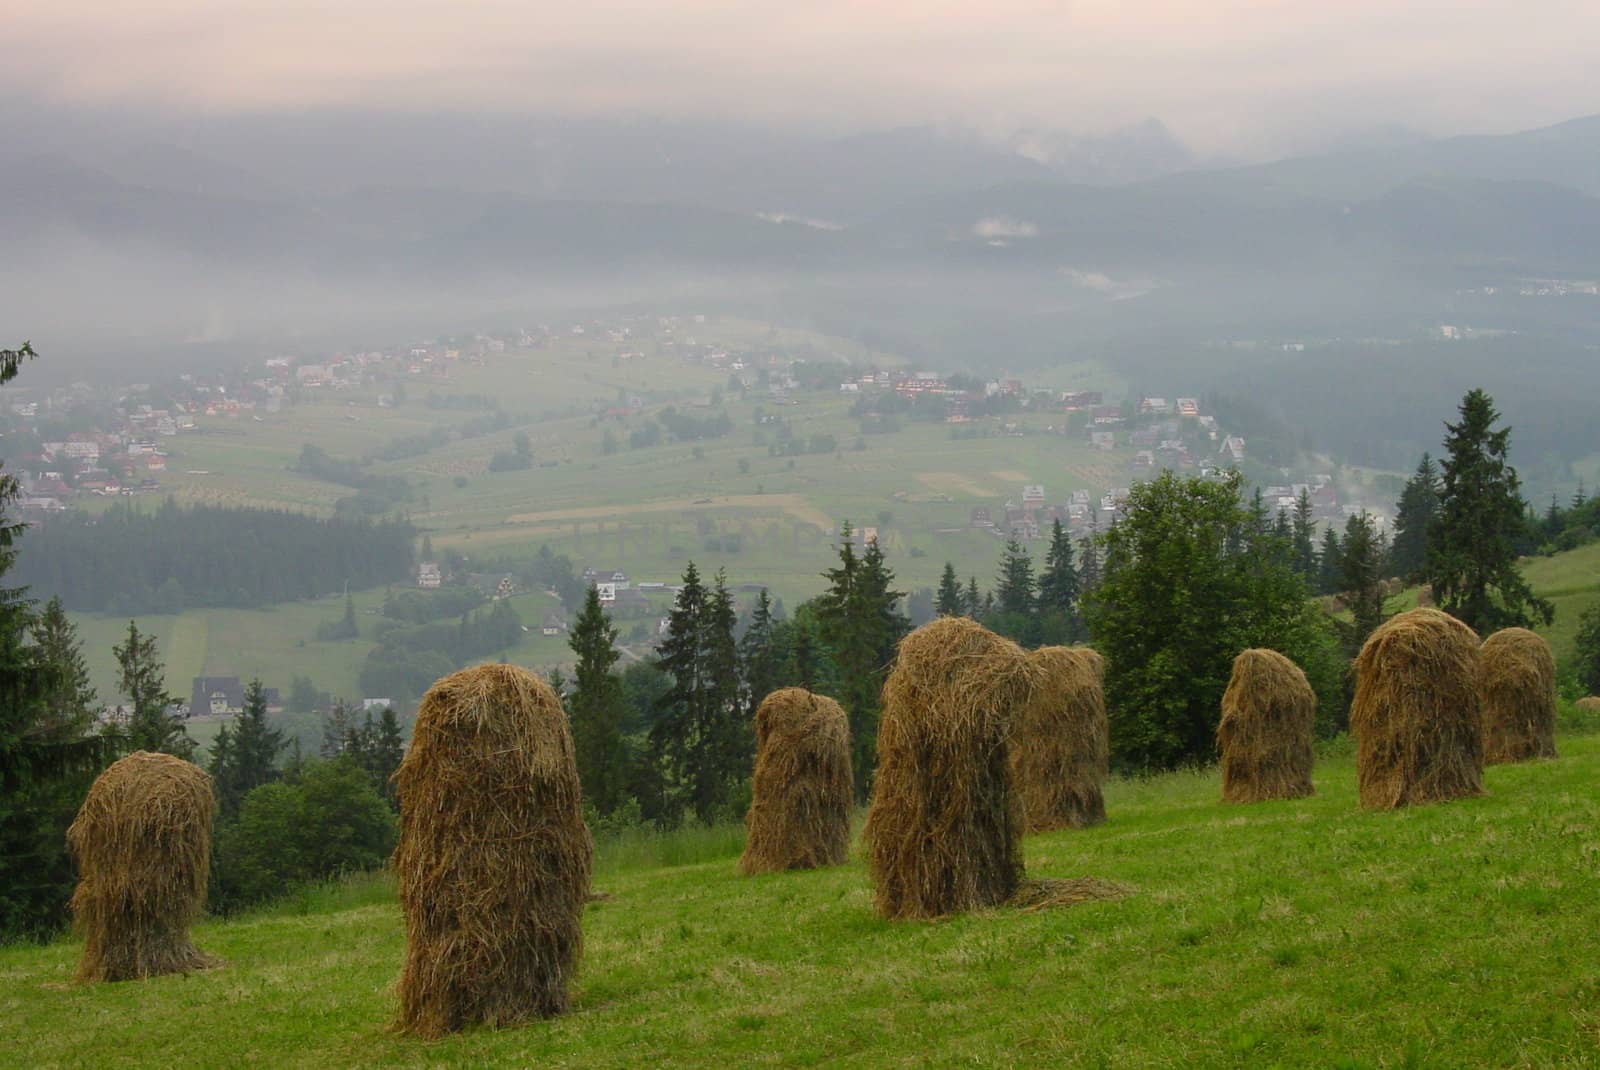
[1002,118,1197,185]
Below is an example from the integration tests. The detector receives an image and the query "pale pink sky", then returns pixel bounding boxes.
[3,0,1597,149]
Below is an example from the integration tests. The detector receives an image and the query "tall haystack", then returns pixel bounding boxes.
[864,616,1035,919]
[740,688,853,875]
[68,751,217,983]
[1010,646,1108,831]
[1350,607,1483,810]
[1479,627,1557,764]
[393,664,593,1038]
[1217,649,1316,803]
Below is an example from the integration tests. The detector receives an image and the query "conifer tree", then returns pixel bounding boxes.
[1426,390,1553,631]
[935,563,964,617]
[1317,527,1343,596]
[369,707,405,807]
[1337,512,1389,656]
[1390,453,1441,581]
[30,597,97,734]
[231,679,286,806]
[1291,489,1318,580]
[1077,511,1103,597]
[113,621,192,759]
[739,588,783,714]
[1037,519,1081,643]
[568,584,630,815]
[321,699,355,759]
[963,575,983,616]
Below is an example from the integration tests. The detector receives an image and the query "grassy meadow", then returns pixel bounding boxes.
[4,737,1600,1068]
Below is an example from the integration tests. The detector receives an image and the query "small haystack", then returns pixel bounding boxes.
[1217,649,1316,803]
[1479,627,1557,764]
[864,616,1035,920]
[393,664,593,1038]
[68,751,217,983]
[1010,646,1108,831]
[1350,607,1483,810]
[740,688,853,875]
[1577,696,1600,714]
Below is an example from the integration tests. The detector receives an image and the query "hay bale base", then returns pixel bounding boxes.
[865,617,1035,920]
[1011,647,1108,832]
[393,664,593,1038]
[1479,627,1557,765]
[1351,607,1484,810]
[740,688,853,875]
[68,751,218,983]
[1007,877,1134,913]
[1217,649,1316,803]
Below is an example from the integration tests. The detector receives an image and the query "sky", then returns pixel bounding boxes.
[2,0,1599,153]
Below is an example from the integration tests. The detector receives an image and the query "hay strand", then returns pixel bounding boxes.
[1008,877,1134,913]
[1217,649,1316,803]
[393,664,593,1038]
[1478,627,1557,764]
[67,751,217,983]
[740,688,853,875]
[1011,646,1108,831]
[1351,607,1483,810]
[864,617,1035,920]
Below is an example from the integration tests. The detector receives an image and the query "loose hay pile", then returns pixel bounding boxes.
[1578,696,1600,713]
[394,664,593,1038]
[740,688,852,875]
[67,751,217,983]
[1479,627,1558,764]
[1010,646,1108,831]
[1351,607,1483,810]
[865,616,1035,919]
[1217,649,1316,803]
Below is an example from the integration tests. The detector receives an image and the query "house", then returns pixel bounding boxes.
[1091,406,1124,426]
[541,613,566,637]
[1088,430,1116,451]
[583,568,629,590]
[1176,397,1200,417]
[467,573,518,600]
[1138,397,1171,416]
[1022,484,1046,508]
[1060,390,1103,409]
[417,562,442,589]
[970,507,994,529]
[1133,450,1156,469]
[361,699,392,713]
[187,677,281,718]
[1220,436,1246,463]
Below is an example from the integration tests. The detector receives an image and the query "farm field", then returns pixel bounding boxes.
[4,738,1599,1068]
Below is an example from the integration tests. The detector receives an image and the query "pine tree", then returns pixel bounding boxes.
[568,584,630,815]
[30,597,97,735]
[1037,519,1082,644]
[1426,390,1553,631]
[321,699,355,759]
[815,524,906,796]
[1317,527,1343,596]
[1390,453,1441,581]
[113,621,192,759]
[963,575,983,616]
[935,563,964,617]
[420,534,435,562]
[994,538,1036,616]
[342,592,358,636]
[739,589,783,713]
[1337,512,1389,656]
[231,679,286,809]
[208,723,239,815]
[1291,489,1318,580]
[370,707,405,807]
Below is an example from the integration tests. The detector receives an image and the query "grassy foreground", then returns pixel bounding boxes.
[5,740,1600,1069]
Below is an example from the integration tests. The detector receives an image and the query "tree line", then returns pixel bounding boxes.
[11,498,415,614]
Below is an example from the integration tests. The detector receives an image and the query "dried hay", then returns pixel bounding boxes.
[1577,696,1600,713]
[864,616,1035,920]
[1010,646,1107,831]
[67,751,217,983]
[1478,627,1557,764]
[1217,649,1316,803]
[1008,877,1134,913]
[1351,607,1483,810]
[740,688,852,875]
[393,664,593,1038]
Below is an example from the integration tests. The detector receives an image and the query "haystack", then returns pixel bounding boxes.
[393,664,593,1038]
[67,751,216,983]
[740,688,853,875]
[864,616,1035,919]
[1479,627,1557,764]
[1350,607,1483,810]
[1010,646,1108,831]
[1217,649,1316,803]
[1578,696,1600,714]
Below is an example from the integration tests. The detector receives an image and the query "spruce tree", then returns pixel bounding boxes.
[1390,453,1441,581]
[1291,489,1318,580]
[990,538,1038,645]
[568,584,630,815]
[209,723,239,815]
[30,597,97,734]
[1425,390,1553,631]
[963,575,983,617]
[739,588,783,712]
[321,699,355,759]
[1037,519,1081,643]
[113,621,192,759]
[1337,512,1389,656]
[936,563,964,617]
[1317,527,1343,596]
[231,679,286,808]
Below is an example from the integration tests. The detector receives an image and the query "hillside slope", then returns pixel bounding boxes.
[4,741,1599,1068]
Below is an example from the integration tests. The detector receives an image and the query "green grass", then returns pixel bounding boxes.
[6,739,1600,1068]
